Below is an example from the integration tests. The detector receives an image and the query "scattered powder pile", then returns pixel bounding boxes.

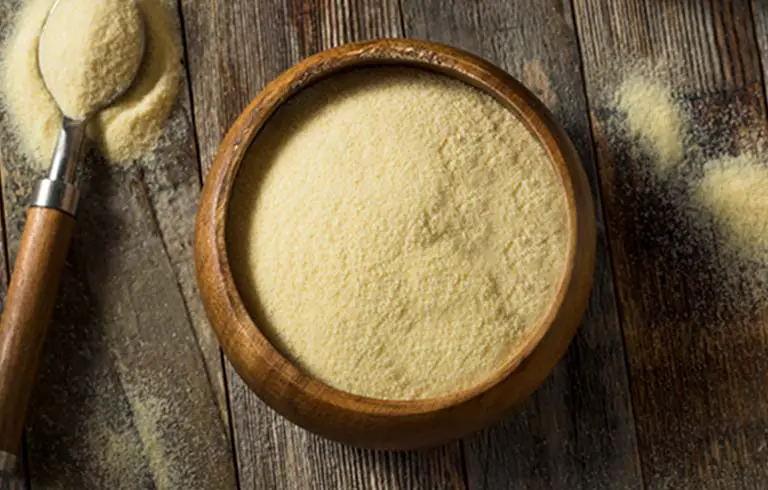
[694,154,768,262]
[37,0,143,120]
[0,0,181,166]
[228,68,569,400]
[610,71,767,315]
[613,74,685,172]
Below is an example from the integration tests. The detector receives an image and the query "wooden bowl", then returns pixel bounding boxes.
[195,39,596,450]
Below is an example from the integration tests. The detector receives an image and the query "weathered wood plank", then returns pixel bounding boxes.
[180,0,470,488]
[0,0,237,487]
[752,2,768,98]
[402,1,642,489]
[574,1,768,488]
[0,473,25,490]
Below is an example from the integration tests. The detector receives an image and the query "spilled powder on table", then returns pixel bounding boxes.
[608,68,768,318]
[613,73,686,173]
[694,154,768,264]
[81,413,150,487]
[128,395,174,490]
[523,59,557,108]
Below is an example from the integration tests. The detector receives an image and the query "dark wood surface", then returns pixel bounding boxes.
[574,1,768,488]
[0,0,766,488]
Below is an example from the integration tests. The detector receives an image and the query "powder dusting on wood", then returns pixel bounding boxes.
[523,59,557,109]
[695,154,768,264]
[607,67,768,320]
[613,73,686,173]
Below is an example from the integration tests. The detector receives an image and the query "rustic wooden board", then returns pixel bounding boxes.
[180,0,468,488]
[402,1,642,489]
[574,1,768,488]
[0,473,25,490]
[0,0,236,487]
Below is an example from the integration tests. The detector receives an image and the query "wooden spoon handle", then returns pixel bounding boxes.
[0,207,75,470]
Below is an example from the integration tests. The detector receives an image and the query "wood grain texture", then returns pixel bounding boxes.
[574,1,768,488]
[0,473,25,490]
[229,379,467,490]
[752,1,768,97]
[181,1,474,488]
[402,1,642,489]
[0,0,236,487]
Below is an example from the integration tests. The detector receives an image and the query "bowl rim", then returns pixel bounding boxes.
[195,38,596,448]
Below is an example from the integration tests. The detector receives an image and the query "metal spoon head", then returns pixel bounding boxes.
[37,0,146,122]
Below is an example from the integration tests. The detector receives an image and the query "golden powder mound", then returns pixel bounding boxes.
[228,68,570,400]
[696,154,768,262]
[1,0,181,166]
[38,0,143,120]
[614,74,685,172]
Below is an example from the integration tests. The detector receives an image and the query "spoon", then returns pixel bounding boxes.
[0,0,145,475]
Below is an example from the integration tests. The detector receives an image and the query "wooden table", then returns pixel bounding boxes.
[0,1,767,488]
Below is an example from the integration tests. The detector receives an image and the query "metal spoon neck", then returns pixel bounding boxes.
[31,116,84,216]
[49,116,86,183]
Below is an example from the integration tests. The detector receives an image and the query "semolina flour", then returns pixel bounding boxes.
[228,68,570,400]
[37,0,143,120]
[613,74,685,172]
[694,154,768,263]
[1,0,181,166]
[611,71,768,267]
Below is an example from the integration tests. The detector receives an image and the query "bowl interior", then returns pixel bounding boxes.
[209,40,584,418]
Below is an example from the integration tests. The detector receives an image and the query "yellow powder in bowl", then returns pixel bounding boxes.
[0,0,180,166]
[227,68,570,401]
[37,0,143,120]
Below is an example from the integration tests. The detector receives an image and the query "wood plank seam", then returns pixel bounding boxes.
[748,0,768,123]
[566,2,647,489]
[571,0,768,487]
[172,2,243,490]
[395,0,407,38]
[129,170,218,397]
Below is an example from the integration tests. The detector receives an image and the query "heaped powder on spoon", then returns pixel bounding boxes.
[0,0,181,166]
[228,68,570,400]
[37,0,143,120]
